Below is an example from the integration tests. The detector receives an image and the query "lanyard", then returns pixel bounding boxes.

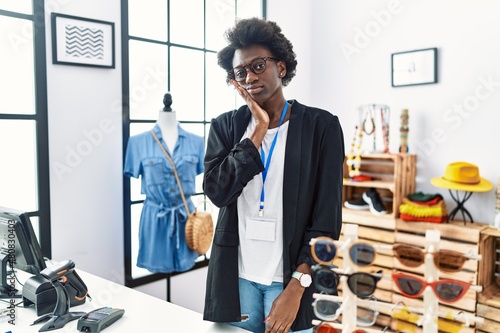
[259,101,289,217]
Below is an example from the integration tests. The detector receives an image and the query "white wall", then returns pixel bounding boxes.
[46,0,124,285]
[269,0,500,224]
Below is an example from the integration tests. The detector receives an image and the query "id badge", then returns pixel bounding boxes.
[245,217,277,242]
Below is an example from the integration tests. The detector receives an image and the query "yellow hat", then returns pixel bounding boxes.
[431,162,493,192]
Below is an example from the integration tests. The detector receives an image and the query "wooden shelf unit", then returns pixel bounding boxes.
[476,227,500,333]
[342,153,416,227]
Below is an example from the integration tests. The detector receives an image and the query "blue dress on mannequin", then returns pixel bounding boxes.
[124,124,204,273]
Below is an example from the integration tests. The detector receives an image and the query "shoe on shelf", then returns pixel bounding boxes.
[362,188,388,215]
[344,198,370,211]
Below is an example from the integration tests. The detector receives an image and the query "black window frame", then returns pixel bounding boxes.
[0,0,52,259]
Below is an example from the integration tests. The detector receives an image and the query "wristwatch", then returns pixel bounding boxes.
[291,271,312,288]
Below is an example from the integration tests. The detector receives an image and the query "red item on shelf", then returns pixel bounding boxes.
[351,175,373,182]
[400,213,448,223]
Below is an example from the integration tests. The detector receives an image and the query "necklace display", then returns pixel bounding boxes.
[357,104,391,154]
[361,109,375,135]
[346,125,363,178]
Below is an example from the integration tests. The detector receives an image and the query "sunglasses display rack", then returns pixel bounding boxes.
[311,224,486,333]
[311,223,388,333]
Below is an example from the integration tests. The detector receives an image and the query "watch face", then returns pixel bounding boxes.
[301,274,312,287]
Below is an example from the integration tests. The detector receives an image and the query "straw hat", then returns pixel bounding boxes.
[431,162,493,192]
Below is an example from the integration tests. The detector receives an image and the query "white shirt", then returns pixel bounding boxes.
[237,116,289,285]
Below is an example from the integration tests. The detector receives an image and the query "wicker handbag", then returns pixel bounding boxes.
[151,130,213,254]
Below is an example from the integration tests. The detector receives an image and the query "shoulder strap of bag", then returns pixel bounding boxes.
[150,129,191,215]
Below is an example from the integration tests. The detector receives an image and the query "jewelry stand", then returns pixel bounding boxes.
[447,190,474,223]
[357,104,390,154]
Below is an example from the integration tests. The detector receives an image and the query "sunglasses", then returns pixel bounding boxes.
[312,264,382,298]
[312,295,378,326]
[391,304,424,327]
[392,272,480,303]
[391,305,474,331]
[393,243,474,273]
[312,323,376,333]
[310,237,377,267]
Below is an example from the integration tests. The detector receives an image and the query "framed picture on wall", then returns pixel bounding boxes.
[391,48,437,87]
[51,13,115,68]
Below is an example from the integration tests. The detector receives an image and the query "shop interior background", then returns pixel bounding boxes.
[1,0,499,314]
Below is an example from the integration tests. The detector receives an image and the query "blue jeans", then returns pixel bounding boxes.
[229,278,313,333]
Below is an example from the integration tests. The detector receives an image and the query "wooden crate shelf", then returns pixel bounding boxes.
[396,219,485,244]
[342,153,416,227]
[476,227,500,333]
[342,209,397,229]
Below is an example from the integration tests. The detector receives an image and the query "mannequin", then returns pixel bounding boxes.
[157,92,178,153]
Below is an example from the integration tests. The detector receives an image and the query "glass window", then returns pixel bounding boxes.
[0,16,35,115]
[0,1,49,258]
[169,47,205,121]
[0,120,37,211]
[169,0,204,48]
[237,0,263,19]
[205,0,235,51]
[129,0,168,41]
[206,52,238,120]
[0,0,32,14]
[129,40,168,120]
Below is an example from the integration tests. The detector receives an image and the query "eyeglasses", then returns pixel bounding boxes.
[393,243,474,273]
[312,295,378,326]
[229,57,280,82]
[392,272,479,303]
[310,237,377,267]
[312,265,382,298]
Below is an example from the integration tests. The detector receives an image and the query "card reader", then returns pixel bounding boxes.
[77,307,124,332]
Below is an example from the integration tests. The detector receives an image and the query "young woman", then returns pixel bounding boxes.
[203,17,345,333]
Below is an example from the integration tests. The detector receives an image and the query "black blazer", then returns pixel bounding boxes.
[203,100,345,330]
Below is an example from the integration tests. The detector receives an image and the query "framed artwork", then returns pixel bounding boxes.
[391,48,437,87]
[51,13,115,68]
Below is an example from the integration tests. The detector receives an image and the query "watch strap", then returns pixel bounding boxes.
[291,271,311,287]
[292,271,303,280]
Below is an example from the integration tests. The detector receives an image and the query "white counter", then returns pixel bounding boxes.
[1,269,248,333]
